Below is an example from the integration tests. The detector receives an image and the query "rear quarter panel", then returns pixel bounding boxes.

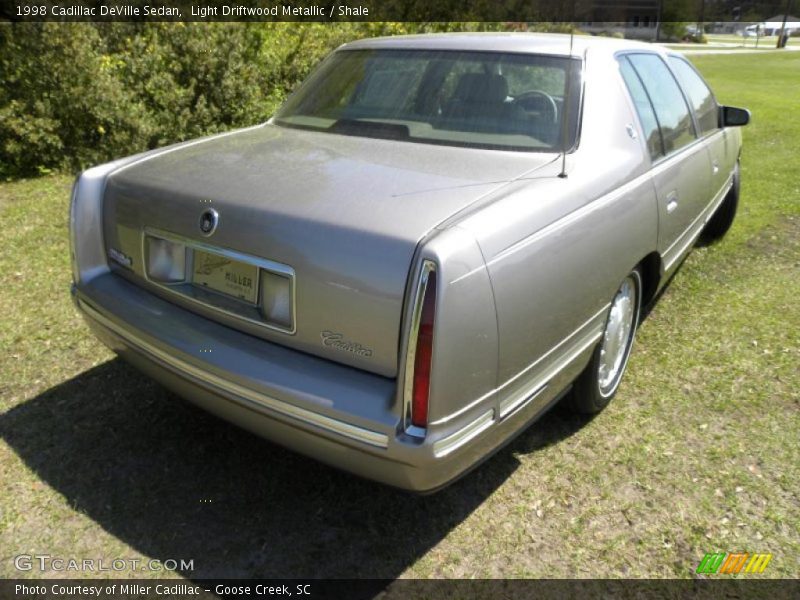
[398,227,500,432]
[453,48,659,417]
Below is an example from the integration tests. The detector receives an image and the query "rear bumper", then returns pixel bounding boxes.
[72,274,480,491]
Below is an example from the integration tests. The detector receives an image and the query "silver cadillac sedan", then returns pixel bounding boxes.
[70,34,749,492]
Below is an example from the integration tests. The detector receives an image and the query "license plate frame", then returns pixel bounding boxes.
[192,248,260,305]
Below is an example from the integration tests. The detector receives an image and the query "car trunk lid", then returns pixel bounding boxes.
[102,123,555,377]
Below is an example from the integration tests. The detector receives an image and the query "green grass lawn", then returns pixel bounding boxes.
[705,33,800,47]
[664,45,795,52]
[664,33,800,51]
[0,52,798,579]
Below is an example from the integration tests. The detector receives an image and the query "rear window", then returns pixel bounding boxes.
[275,49,582,152]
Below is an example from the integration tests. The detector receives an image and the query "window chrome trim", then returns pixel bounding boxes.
[141,227,296,335]
[402,259,437,438]
[77,297,388,449]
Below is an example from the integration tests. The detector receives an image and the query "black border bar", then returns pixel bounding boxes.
[2,579,800,600]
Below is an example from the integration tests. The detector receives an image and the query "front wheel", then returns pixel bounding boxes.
[569,269,642,414]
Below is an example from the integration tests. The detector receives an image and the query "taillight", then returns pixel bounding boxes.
[412,269,436,428]
[405,260,437,435]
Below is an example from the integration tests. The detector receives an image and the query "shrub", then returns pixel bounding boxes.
[0,23,387,178]
[688,33,708,44]
[106,23,269,147]
[0,23,152,177]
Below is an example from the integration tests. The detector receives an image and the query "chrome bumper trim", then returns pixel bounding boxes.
[77,297,389,449]
[433,409,494,458]
[499,320,603,419]
[499,383,548,420]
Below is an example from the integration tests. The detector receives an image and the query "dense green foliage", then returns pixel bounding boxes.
[0,22,463,178]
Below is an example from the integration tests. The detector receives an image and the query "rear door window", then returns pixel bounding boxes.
[668,56,719,135]
[626,53,697,156]
[619,56,664,161]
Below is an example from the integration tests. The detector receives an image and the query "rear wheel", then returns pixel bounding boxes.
[569,269,642,414]
[701,161,740,243]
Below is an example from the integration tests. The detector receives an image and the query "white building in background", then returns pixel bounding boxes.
[744,15,800,36]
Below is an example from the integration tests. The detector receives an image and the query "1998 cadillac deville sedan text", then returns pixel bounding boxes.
[70,34,749,491]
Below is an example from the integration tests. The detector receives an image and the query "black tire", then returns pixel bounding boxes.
[701,161,740,243]
[569,269,642,414]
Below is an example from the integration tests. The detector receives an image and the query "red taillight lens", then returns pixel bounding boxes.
[411,270,436,428]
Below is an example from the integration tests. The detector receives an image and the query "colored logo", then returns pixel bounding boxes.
[696,552,772,574]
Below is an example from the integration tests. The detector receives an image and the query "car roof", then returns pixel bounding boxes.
[340,32,660,58]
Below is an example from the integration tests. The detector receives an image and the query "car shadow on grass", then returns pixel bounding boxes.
[0,358,591,579]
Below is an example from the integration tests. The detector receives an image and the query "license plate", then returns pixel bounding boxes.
[192,249,259,304]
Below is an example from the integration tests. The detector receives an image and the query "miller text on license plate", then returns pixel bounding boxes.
[192,249,259,304]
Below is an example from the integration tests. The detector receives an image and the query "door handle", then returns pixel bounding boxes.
[666,191,679,214]
[712,160,720,175]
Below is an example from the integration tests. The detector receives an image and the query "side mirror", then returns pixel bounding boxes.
[720,105,751,127]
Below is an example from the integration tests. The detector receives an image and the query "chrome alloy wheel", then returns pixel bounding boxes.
[597,272,641,397]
